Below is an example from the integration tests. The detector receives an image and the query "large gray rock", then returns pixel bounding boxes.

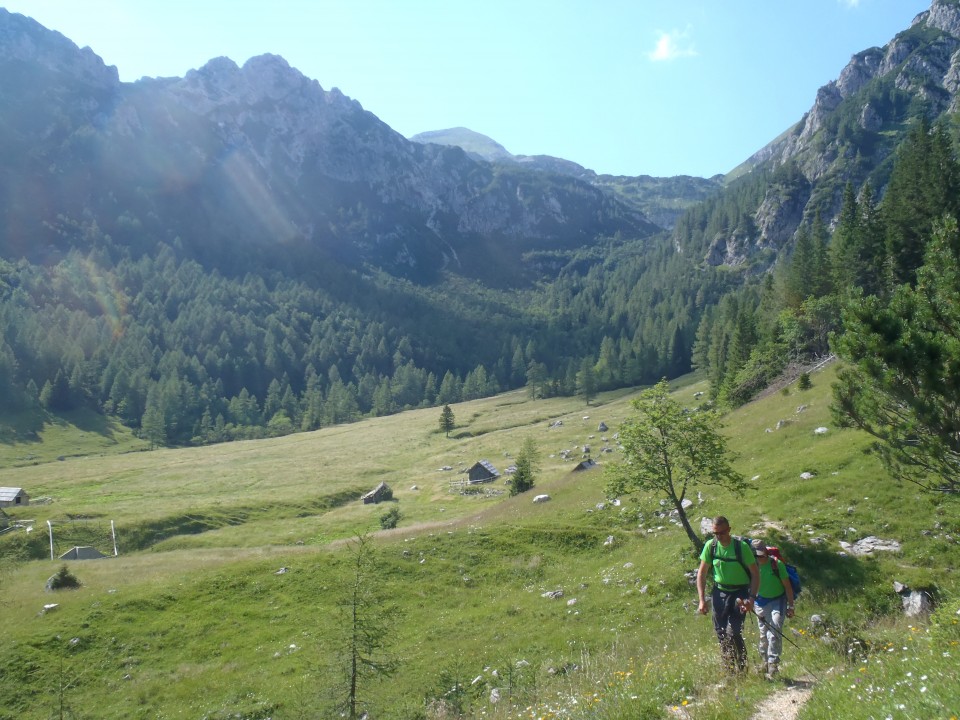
[894,581,935,617]
[840,536,902,556]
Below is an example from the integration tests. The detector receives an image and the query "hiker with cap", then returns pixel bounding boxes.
[749,539,795,678]
[696,516,760,673]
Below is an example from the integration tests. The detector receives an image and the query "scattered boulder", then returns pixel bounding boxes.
[776,419,791,430]
[274,567,288,575]
[700,517,714,534]
[814,426,829,435]
[840,536,902,556]
[541,590,564,599]
[800,472,815,480]
[598,422,608,432]
[603,535,615,547]
[533,494,551,503]
[894,581,934,617]
[40,603,59,615]
[796,405,808,414]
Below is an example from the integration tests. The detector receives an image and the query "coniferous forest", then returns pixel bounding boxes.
[2,115,959,452]
[3,5,960,463]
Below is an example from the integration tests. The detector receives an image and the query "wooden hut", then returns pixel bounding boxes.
[467,460,500,484]
[0,487,28,508]
[361,482,392,504]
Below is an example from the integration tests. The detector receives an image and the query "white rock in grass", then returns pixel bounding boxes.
[533,494,551,503]
[849,536,902,556]
[800,472,815,480]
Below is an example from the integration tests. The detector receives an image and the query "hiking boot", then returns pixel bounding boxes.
[765,662,779,680]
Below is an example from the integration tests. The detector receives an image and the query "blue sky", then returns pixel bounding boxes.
[3,0,932,177]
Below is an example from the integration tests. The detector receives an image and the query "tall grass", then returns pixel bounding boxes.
[0,367,958,718]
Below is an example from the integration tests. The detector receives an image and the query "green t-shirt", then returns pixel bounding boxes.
[700,537,756,589]
[757,558,788,600]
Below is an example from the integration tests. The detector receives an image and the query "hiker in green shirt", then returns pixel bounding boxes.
[696,516,760,673]
[749,539,795,679]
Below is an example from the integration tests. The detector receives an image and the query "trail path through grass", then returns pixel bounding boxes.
[748,679,814,720]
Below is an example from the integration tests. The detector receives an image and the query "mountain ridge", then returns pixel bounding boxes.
[0,11,660,288]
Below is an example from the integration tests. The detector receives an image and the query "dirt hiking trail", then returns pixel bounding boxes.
[748,679,815,720]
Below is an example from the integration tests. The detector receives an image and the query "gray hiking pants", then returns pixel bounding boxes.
[755,595,786,666]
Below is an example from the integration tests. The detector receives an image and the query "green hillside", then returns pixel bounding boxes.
[1,365,957,719]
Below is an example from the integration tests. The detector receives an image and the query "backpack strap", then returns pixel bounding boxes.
[709,536,751,587]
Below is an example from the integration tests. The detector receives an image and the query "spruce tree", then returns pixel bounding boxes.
[439,404,455,437]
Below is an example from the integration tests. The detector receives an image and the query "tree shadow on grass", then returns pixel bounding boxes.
[0,408,119,446]
[770,537,875,603]
[55,409,117,438]
[0,409,46,444]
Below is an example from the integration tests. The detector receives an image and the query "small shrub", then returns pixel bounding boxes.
[47,564,81,590]
[798,372,812,390]
[380,507,401,530]
[781,386,791,396]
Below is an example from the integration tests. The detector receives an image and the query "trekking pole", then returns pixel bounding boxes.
[740,600,822,683]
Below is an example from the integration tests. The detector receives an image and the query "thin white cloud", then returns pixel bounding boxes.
[648,29,697,62]
[838,0,862,7]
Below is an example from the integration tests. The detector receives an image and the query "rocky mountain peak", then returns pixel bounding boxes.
[0,7,118,89]
[923,0,960,37]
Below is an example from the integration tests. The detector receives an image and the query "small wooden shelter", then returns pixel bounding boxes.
[361,482,392,504]
[0,487,28,508]
[467,460,500,484]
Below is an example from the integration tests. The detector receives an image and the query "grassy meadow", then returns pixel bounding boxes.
[0,366,958,719]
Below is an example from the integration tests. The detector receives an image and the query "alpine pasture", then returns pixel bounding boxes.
[1,367,957,719]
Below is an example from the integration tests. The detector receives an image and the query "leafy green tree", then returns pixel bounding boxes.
[526,361,547,399]
[40,370,73,411]
[140,388,166,448]
[379,507,401,530]
[437,371,462,405]
[605,379,747,554]
[576,356,597,405]
[439,404,455,437]
[832,215,960,494]
[509,437,540,496]
[883,119,960,287]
